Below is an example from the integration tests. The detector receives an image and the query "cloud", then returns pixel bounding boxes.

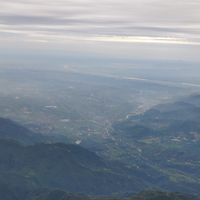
[0,0,200,45]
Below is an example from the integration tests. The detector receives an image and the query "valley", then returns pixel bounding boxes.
[0,69,200,198]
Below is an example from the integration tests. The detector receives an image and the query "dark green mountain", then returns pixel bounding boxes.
[2,94,200,198]
[110,96,200,197]
[0,117,44,145]
[0,183,91,200]
[182,95,200,107]
[0,184,198,200]
[152,102,196,112]
[0,184,199,200]
[28,190,200,200]
[0,117,69,145]
[1,137,199,197]
[0,139,158,196]
[130,190,199,200]
[147,98,200,123]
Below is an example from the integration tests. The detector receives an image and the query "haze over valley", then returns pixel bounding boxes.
[1,0,200,199]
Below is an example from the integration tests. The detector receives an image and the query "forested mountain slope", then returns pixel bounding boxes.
[0,184,198,200]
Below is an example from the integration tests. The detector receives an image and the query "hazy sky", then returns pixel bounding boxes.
[0,0,200,61]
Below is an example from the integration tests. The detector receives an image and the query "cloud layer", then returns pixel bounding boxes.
[0,0,200,45]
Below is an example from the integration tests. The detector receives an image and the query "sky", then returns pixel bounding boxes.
[0,0,200,61]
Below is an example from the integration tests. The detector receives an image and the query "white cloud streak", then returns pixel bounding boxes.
[0,0,200,45]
